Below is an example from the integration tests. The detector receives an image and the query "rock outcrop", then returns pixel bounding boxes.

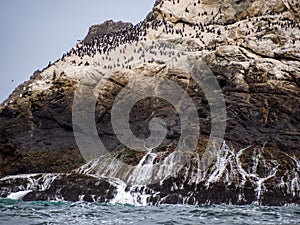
[83,20,133,43]
[0,0,300,205]
[0,173,116,202]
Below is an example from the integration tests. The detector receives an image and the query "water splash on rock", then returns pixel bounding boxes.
[1,142,298,205]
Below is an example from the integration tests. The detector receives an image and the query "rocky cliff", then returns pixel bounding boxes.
[0,0,300,205]
[83,20,133,43]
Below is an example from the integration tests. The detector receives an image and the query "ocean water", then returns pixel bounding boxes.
[0,199,299,225]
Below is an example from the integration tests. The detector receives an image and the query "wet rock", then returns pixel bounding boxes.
[22,174,116,202]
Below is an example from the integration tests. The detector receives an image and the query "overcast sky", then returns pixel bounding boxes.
[0,0,155,102]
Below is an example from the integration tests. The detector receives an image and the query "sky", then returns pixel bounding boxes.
[0,0,155,102]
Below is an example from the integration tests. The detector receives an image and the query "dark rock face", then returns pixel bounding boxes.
[22,174,116,202]
[0,173,116,202]
[206,56,300,154]
[0,78,85,177]
[83,20,133,43]
[141,178,300,206]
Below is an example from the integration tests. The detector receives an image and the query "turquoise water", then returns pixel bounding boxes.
[0,199,299,225]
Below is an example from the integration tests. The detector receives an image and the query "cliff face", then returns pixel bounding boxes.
[0,0,300,205]
[153,0,300,24]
